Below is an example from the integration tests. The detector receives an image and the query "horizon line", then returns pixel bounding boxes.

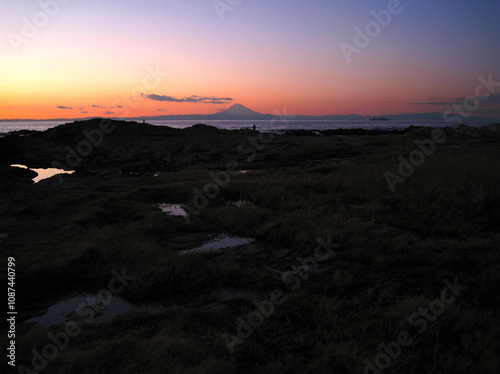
[1,112,498,123]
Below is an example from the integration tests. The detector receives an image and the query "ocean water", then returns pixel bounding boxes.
[0,119,491,135]
[0,121,70,134]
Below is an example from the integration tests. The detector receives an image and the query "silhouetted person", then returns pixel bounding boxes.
[252,124,256,131]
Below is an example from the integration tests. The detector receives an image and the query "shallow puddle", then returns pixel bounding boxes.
[158,203,188,217]
[179,234,255,255]
[32,168,75,183]
[23,289,266,327]
[24,293,168,327]
[11,164,74,183]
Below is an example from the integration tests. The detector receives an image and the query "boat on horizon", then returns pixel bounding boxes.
[367,117,389,121]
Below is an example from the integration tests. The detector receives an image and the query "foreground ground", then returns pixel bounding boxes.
[1,119,499,373]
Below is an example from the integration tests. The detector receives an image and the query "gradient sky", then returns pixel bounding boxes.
[1,0,499,119]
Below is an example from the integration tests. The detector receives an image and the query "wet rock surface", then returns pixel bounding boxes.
[0,165,37,188]
[1,119,497,177]
[0,119,282,171]
[1,119,499,325]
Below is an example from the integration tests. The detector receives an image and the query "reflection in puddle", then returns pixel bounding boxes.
[238,170,252,174]
[32,168,75,183]
[23,289,266,327]
[11,164,74,183]
[24,293,168,327]
[179,234,255,255]
[159,203,188,217]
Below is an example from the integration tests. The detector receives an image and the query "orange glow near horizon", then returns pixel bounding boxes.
[1,56,486,120]
[1,1,497,121]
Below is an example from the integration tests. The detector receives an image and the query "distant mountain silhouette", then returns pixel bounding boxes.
[1,104,498,123]
[210,104,272,120]
[221,104,262,116]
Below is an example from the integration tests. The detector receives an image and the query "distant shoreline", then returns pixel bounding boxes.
[0,118,497,136]
[0,116,498,123]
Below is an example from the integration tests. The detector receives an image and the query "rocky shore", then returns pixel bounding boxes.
[1,119,499,373]
[1,118,499,175]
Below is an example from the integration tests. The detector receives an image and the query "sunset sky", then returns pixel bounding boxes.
[1,0,499,120]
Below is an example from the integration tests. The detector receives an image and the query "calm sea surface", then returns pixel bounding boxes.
[0,119,491,135]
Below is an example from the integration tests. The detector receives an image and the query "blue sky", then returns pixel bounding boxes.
[1,0,498,118]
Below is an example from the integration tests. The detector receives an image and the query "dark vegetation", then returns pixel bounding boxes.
[1,120,499,373]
